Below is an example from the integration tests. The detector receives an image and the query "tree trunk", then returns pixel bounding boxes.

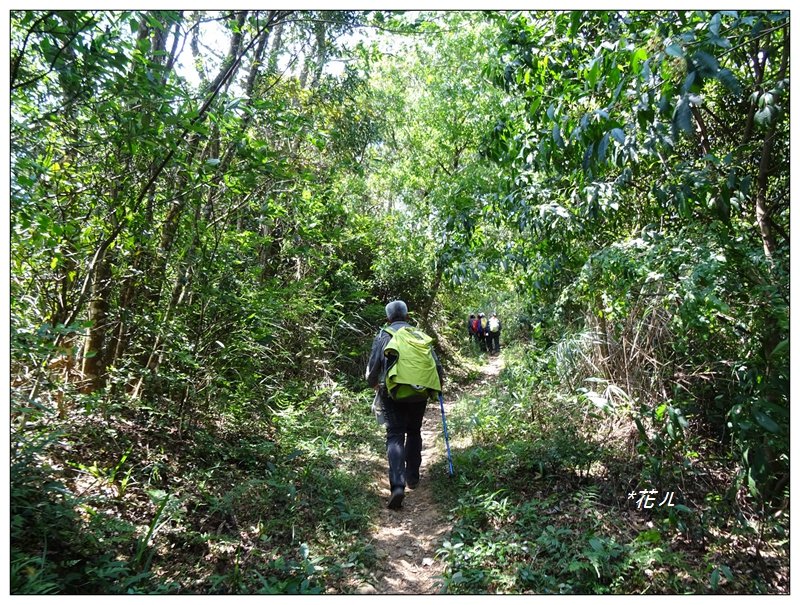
[420,258,444,336]
[310,19,327,88]
[81,253,112,392]
[752,25,788,261]
[596,295,611,370]
[267,22,284,74]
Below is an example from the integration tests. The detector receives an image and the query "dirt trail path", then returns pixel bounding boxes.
[357,354,505,594]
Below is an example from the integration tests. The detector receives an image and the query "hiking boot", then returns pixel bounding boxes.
[406,479,419,489]
[387,487,405,509]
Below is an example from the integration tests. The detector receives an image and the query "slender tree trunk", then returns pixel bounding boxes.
[268,22,284,74]
[750,26,787,261]
[753,29,788,426]
[310,19,327,88]
[81,252,112,392]
[596,294,611,369]
[755,160,777,260]
[127,10,294,399]
[420,257,444,336]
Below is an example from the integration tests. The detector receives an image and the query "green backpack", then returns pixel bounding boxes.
[382,326,442,402]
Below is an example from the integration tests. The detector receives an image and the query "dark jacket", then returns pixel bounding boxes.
[366,320,444,390]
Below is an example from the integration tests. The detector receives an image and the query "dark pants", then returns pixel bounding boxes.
[382,396,427,490]
[487,331,500,353]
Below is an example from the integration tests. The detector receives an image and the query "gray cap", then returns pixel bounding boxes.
[385,300,408,322]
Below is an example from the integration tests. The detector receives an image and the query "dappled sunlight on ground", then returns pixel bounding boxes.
[362,355,500,594]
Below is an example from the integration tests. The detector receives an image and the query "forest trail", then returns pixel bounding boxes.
[356,354,505,595]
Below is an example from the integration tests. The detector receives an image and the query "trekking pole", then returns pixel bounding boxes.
[438,393,455,477]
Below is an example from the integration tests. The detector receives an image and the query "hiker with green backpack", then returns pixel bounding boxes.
[366,300,445,509]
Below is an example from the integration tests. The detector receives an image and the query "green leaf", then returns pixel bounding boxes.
[673,95,693,133]
[747,446,768,496]
[552,123,564,147]
[752,409,780,433]
[708,35,731,48]
[710,564,733,590]
[610,128,625,144]
[634,417,648,440]
[717,68,742,95]
[630,47,647,75]
[582,142,594,173]
[693,51,720,77]
[665,43,684,58]
[755,105,775,125]
[597,132,610,163]
[147,489,167,502]
[709,12,722,36]
[636,529,662,544]
[770,339,788,358]
[569,11,581,37]
[682,70,697,93]
[587,57,601,88]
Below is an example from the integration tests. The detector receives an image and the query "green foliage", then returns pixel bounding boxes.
[11,377,386,594]
[477,9,789,510]
[371,228,431,313]
[10,423,161,594]
[435,343,784,594]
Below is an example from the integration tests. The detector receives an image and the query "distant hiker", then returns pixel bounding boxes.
[467,313,476,342]
[477,312,488,351]
[487,311,502,354]
[365,300,444,510]
[470,314,480,344]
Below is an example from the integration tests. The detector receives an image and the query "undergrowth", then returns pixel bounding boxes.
[11,382,386,594]
[431,344,789,595]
